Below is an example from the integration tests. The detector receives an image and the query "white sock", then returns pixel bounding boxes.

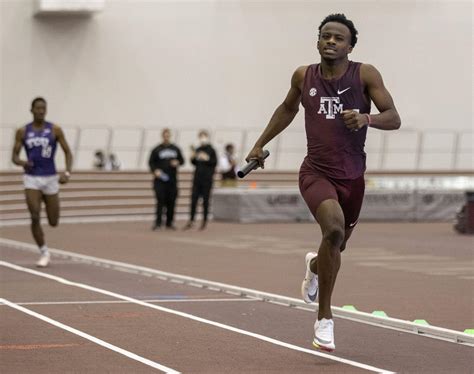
[39,245,49,255]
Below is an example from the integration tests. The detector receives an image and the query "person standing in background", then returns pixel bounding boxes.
[93,150,106,170]
[11,97,73,268]
[105,153,121,171]
[183,130,217,230]
[148,128,184,231]
[218,143,238,187]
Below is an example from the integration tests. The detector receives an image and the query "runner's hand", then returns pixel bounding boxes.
[245,146,266,169]
[22,161,33,172]
[59,173,70,184]
[342,110,367,131]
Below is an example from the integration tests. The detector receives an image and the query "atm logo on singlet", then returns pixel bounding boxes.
[317,97,343,119]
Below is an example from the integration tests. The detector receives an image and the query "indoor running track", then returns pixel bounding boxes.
[0,244,472,374]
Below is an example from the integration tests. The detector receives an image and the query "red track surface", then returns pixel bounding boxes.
[1,221,473,373]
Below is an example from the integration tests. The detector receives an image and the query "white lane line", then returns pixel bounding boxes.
[0,297,180,374]
[0,298,257,306]
[1,237,471,346]
[0,260,394,374]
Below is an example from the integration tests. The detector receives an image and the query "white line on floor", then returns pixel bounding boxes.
[0,260,394,374]
[0,298,257,306]
[0,297,180,373]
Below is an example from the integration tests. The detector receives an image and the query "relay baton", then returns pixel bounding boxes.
[237,150,270,178]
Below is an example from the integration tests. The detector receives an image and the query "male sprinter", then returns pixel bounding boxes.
[12,97,73,267]
[245,14,400,351]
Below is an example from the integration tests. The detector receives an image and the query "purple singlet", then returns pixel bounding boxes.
[22,122,57,176]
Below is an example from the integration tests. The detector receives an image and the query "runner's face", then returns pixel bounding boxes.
[317,22,353,61]
[31,101,47,122]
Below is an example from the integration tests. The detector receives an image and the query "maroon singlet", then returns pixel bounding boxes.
[301,61,370,180]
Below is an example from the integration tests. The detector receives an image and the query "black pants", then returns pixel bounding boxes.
[153,180,178,227]
[190,179,213,222]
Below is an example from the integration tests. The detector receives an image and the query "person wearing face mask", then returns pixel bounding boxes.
[183,130,217,230]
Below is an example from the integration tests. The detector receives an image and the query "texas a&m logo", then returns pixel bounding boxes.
[317,97,360,119]
[318,97,343,119]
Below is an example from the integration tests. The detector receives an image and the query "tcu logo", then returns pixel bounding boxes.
[317,97,343,119]
[25,136,50,149]
[25,136,53,158]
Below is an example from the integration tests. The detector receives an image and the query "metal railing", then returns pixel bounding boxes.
[1,126,472,172]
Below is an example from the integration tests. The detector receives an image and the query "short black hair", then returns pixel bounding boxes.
[319,13,358,47]
[31,97,46,109]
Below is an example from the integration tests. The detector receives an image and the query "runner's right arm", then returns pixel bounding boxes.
[245,66,307,168]
[11,128,31,171]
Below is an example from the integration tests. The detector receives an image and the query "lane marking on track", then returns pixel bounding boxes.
[1,237,472,346]
[0,343,81,350]
[0,298,258,306]
[0,297,180,373]
[0,260,394,374]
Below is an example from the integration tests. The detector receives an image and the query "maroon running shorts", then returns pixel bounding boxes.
[299,164,365,229]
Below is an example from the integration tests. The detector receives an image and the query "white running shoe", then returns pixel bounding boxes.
[313,318,335,352]
[36,252,50,268]
[301,252,318,304]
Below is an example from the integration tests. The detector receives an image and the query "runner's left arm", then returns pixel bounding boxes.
[364,64,401,130]
[344,64,401,131]
[55,125,73,182]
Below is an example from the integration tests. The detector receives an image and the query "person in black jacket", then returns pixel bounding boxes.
[183,130,217,230]
[148,128,184,230]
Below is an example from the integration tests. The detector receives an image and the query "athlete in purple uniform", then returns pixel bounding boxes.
[246,14,400,351]
[12,97,73,268]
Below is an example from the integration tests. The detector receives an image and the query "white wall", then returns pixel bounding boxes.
[0,0,472,170]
